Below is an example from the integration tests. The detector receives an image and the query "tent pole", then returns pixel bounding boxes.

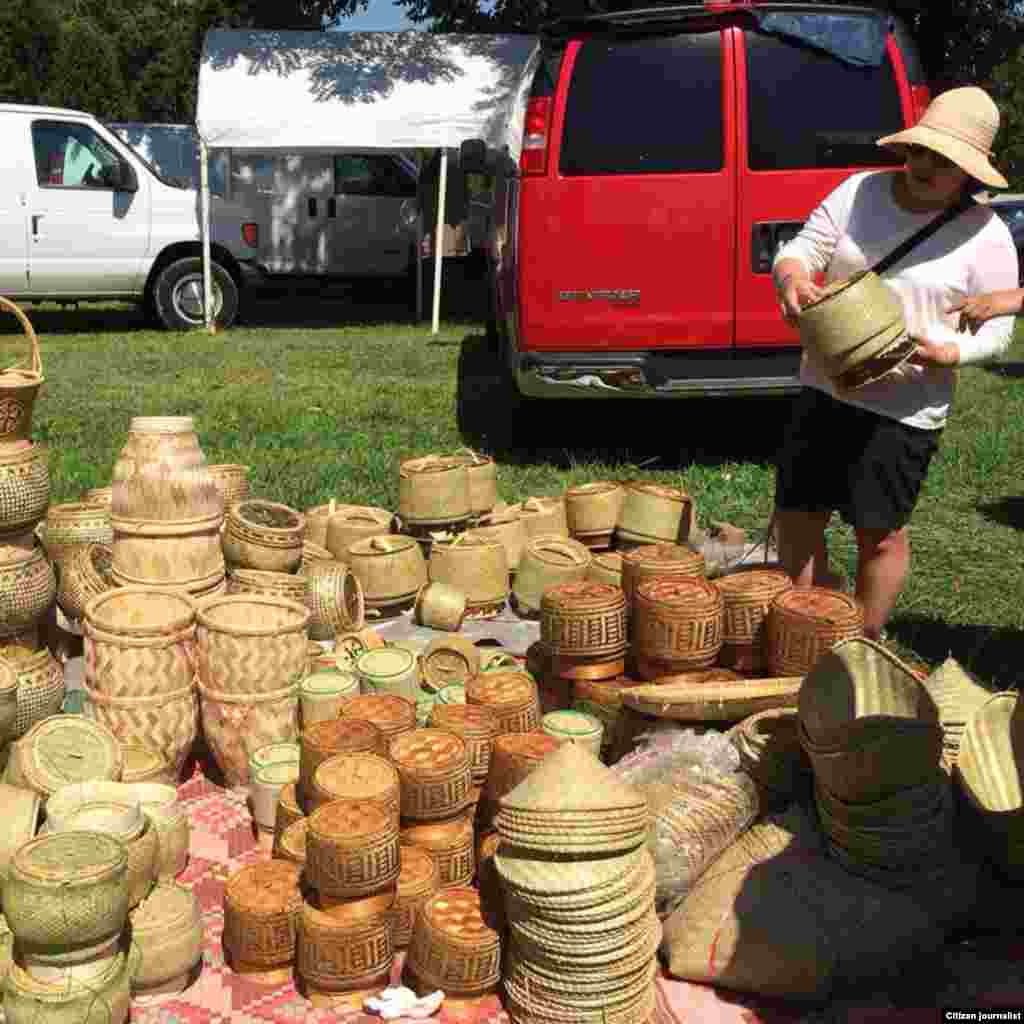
[431,148,447,335]
[200,138,214,333]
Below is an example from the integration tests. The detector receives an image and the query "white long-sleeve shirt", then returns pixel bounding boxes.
[774,170,1018,430]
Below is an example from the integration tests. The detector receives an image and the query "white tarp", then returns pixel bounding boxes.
[196,30,539,159]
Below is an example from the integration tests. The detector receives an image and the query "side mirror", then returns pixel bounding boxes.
[460,139,488,175]
[113,161,139,193]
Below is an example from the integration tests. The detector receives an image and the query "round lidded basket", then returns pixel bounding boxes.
[306,800,401,900]
[616,481,693,547]
[621,542,706,609]
[300,718,384,797]
[129,882,204,997]
[6,952,131,1023]
[44,780,139,832]
[406,887,501,996]
[274,782,304,838]
[466,670,541,735]
[223,500,305,574]
[223,859,302,975]
[421,634,481,693]
[0,298,44,445]
[346,534,428,615]
[0,441,49,537]
[715,567,794,673]
[83,586,197,698]
[251,761,300,833]
[355,647,419,702]
[429,703,500,784]
[340,693,416,748]
[18,714,124,799]
[428,534,508,617]
[588,550,623,589]
[518,496,569,539]
[468,506,528,572]
[126,781,189,880]
[540,581,627,660]
[226,567,306,604]
[310,752,401,822]
[56,542,116,623]
[392,844,440,950]
[325,505,394,563]
[565,481,625,550]
[400,814,475,889]
[304,498,347,549]
[767,587,865,677]
[207,463,250,508]
[42,501,113,566]
[512,535,592,616]
[389,729,473,821]
[305,561,365,639]
[277,818,307,866]
[5,831,129,954]
[0,543,55,638]
[120,741,170,785]
[542,709,604,758]
[414,582,467,632]
[633,576,725,676]
[300,669,361,726]
[399,455,472,529]
[449,448,497,516]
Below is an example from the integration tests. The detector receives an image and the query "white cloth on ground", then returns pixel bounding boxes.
[364,986,444,1019]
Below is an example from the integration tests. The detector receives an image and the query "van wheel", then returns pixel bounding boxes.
[151,258,239,331]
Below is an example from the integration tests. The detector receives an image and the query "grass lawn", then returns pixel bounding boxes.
[12,281,1024,689]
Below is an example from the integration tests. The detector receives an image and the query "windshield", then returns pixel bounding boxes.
[103,123,189,188]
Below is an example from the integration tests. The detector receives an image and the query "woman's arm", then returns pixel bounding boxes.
[948,288,1024,333]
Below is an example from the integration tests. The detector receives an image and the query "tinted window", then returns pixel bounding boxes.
[334,155,416,198]
[32,121,122,188]
[745,30,904,171]
[560,32,723,176]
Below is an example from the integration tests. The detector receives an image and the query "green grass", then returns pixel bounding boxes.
[14,284,1024,688]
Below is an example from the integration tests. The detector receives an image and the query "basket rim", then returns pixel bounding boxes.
[84,585,197,635]
[227,499,304,535]
[196,593,310,634]
[10,829,127,883]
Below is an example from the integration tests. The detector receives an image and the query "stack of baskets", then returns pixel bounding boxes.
[714,568,793,674]
[799,638,953,890]
[248,741,300,834]
[493,742,658,1024]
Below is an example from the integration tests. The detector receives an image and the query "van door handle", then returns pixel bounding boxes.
[308,197,318,217]
[327,198,337,219]
[31,214,43,237]
[751,221,804,274]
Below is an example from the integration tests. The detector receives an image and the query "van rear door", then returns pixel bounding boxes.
[518,29,736,353]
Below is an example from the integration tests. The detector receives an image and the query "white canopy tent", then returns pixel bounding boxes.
[196,29,539,332]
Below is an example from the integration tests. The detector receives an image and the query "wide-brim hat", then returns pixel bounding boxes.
[878,86,1008,189]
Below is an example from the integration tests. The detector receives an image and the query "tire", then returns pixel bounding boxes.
[150,257,239,331]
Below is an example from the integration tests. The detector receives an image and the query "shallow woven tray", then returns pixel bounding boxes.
[621,675,803,722]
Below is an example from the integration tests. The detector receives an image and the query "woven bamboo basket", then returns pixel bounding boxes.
[0,527,34,563]
[306,561,365,638]
[0,544,55,638]
[297,892,394,993]
[468,506,528,572]
[5,952,132,1024]
[251,761,300,833]
[732,708,810,799]
[0,298,43,441]
[300,719,385,798]
[406,887,501,996]
[480,732,562,824]
[953,691,1024,822]
[300,540,334,573]
[120,742,170,785]
[540,581,627,660]
[84,485,113,507]
[249,740,299,775]
[399,455,472,529]
[715,569,795,673]
[306,801,400,900]
[84,587,197,698]
[587,551,623,589]
[197,679,298,787]
[340,693,416,748]
[389,729,473,821]
[392,845,440,949]
[414,582,467,631]
[513,536,591,616]
[633,577,724,676]
[334,627,386,670]
[355,647,419,702]
[226,567,306,604]
[417,635,477,694]
[449,448,497,515]
[5,831,129,954]
[0,782,40,881]
[196,594,309,695]
[276,818,307,865]
[767,587,864,677]
[223,860,302,973]
[428,703,499,784]
[207,464,250,509]
[428,534,508,617]
[274,782,305,837]
[112,416,205,482]
[620,542,706,610]
[324,506,394,563]
[223,500,305,573]
[57,542,116,622]
[0,442,49,536]
[620,671,796,722]
[44,781,139,831]
[1,645,63,739]
[346,534,427,615]
[616,482,692,547]
[565,482,625,550]
[466,670,541,735]
[400,815,475,888]
[126,782,189,880]
[17,715,123,799]
[542,709,604,757]
[309,753,401,822]
[518,497,569,539]
[0,655,17,745]
[304,499,347,549]
[82,680,196,781]
[300,670,361,727]
[129,882,203,996]
[42,502,113,567]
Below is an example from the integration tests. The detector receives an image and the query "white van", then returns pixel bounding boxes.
[1,104,254,329]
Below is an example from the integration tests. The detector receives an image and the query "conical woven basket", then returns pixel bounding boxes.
[767,587,864,677]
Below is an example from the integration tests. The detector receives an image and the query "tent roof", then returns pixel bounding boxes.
[196,30,539,155]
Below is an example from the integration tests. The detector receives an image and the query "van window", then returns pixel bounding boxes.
[745,30,904,170]
[32,121,121,188]
[333,155,416,198]
[559,32,723,176]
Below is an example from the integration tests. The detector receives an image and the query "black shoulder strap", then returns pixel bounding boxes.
[870,195,973,277]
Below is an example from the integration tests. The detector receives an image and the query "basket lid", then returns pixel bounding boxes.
[303,718,382,756]
[400,455,465,477]
[565,481,622,501]
[341,694,416,730]
[541,581,625,615]
[389,729,468,777]
[714,568,792,597]
[398,845,439,895]
[301,669,360,698]
[63,800,144,840]
[422,887,499,948]
[493,732,561,763]
[250,742,301,769]
[254,762,299,786]
[12,831,127,884]
[226,860,301,914]
[128,416,194,434]
[119,742,168,784]
[130,882,198,932]
[355,647,416,679]
[348,534,418,557]
[543,710,602,739]
[466,671,537,710]
[308,799,395,842]
[772,586,862,625]
[24,716,123,794]
[524,536,590,567]
[313,752,398,801]
[590,552,623,573]
[634,575,721,611]
[622,543,699,570]
[500,742,644,814]
[401,814,473,848]
[429,703,499,736]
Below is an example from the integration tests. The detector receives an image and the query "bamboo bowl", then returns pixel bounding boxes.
[223,500,305,574]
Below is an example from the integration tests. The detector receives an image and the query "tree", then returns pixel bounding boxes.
[0,0,62,106]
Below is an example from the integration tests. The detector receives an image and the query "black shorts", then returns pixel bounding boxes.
[774,387,942,532]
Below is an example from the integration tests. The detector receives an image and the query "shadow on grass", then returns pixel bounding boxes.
[984,362,1024,379]
[456,334,792,468]
[887,613,1022,686]
[978,496,1024,530]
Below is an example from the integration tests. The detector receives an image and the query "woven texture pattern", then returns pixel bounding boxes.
[5,647,64,739]
[0,443,49,533]
[0,546,55,636]
[85,621,196,699]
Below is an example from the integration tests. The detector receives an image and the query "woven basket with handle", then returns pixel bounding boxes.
[0,297,44,445]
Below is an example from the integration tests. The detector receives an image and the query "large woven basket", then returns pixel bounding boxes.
[223,860,302,972]
[223,500,305,574]
[126,781,190,880]
[393,845,440,949]
[196,594,309,695]
[466,670,541,735]
[428,533,509,615]
[305,561,365,638]
[513,536,591,615]
[2,646,65,739]
[347,534,427,614]
[226,567,306,604]
[0,543,55,638]
[306,800,401,900]
[0,298,44,444]
[468,506,528,571]
[389,729,473,821]
[197,679,298,787]
[207,464,250,509]
[518,496,569,539]
[340,693,416,747]
[17,715,124,799]
[399,455,472,528]
[84,587,197,698]
[0,441,49,536]
[309,752,401,822]
[565,482,625,549]
[633,576,724,676]
[112,416,206,482]
[42,502,113,567]
[129,882,204,996]
[540,581,627,660]
[56,542,116,622]
[400,814,476,889]
[300,719,384,798]
[616,482,692,547]
[428,703,500,784]
[767,587,864,677]
[325,505,394,562]
[450,448,497,516]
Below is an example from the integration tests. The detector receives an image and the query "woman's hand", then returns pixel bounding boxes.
[776,275,823,325]
[909,336,960,368]
[947,289,1024,334]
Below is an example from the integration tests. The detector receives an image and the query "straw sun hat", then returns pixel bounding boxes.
[878,86,1008,189]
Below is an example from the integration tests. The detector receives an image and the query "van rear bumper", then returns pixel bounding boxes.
[514,348,803,399]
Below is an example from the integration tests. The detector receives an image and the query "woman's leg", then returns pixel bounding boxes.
[776,508,832,587]
[853,526,911,640]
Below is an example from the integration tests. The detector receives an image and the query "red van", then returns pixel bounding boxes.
[463,2,929,400]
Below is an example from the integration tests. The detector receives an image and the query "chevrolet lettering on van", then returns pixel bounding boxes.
[558,289,641,305]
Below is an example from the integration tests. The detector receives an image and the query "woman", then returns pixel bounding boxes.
[772,86,1018,640]
[950,288,1024,331]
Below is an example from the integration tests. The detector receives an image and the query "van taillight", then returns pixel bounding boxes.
[242,223,258,247]
[910,84,931,123]
[520,96,552,176]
